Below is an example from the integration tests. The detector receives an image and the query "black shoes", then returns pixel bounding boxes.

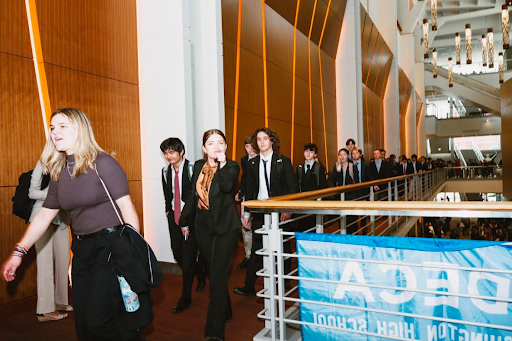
[172,299,191,314]
[236,257,249,270]
[196,275,206,292]
[232,286,256,296]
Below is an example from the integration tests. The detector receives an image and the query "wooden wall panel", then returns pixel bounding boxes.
[360,6,393,158]
[0,0,32,58]
[44,65,141,181]
[0,54,46,186]
[222,0,340,169]
[0,54,44,306]
[501,78,512,198]
[221,0,238,44]
[36,0,138,84]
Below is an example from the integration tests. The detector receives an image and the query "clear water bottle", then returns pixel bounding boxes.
[117,275,140,312]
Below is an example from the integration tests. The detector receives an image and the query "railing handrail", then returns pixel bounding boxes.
[446,165,498,169]
[265,169,440,202]
[243,199,512,214]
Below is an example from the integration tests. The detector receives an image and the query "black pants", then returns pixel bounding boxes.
[195,210,239,340]
[244,214,292,289]
[168,217,206,303]
[71,232,139,341]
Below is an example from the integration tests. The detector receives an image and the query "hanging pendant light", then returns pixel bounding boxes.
[487,28,494,68]
[448,57,453,88]
[465,24,472,64]
[432,48,437,78]
[482,35,488,67]
[455,33,461,65]
[431,0,437,31]
[423,19,429,58]
[502,5,510,49]
[499,52,504,84]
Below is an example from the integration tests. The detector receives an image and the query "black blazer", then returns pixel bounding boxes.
[295,161,327,193]
[353,161,371,198]
[330,163,360,200]
[179,159,241,235]
[162,159,193,227]
[238,155,250,198]
[406,161,421,174]
[245,153,298,200]
[369,159,392,189]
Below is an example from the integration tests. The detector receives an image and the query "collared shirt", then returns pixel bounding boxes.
[258,151,274,200]
[412,161,417,173]
[375,159,382,172]
[353,161,362,182]
[171,160,186,211]
[304,160,314,171]
[402,162,407,174]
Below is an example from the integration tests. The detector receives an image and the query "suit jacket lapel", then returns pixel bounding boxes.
[252,155,261,190]
[181,159,190,197]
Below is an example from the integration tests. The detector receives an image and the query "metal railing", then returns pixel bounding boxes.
[446,165,501,179]
[244,168,510,341]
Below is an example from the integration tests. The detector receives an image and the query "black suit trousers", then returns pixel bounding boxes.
[168,215,204,303]
[195,210,239,340]
[244,214,292,289]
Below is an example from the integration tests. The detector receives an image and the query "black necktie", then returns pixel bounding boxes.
[354,163,360,182]
[306,164,311,181]
[263,160,271,197]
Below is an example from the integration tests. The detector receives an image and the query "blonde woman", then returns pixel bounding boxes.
[29,159,72,322]
[2,108,142,341]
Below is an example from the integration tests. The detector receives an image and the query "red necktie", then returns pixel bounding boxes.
[174,170,181,225]
[403,164,406,174]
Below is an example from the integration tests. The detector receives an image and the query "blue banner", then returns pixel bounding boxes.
[296,233,512,341]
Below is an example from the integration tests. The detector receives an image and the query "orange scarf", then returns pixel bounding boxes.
[197,162,218,210]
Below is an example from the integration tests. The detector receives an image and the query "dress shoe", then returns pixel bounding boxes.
[236,257,249,270]
[196,275,206,292]
[172,300,191,313]
[233,286,256,296]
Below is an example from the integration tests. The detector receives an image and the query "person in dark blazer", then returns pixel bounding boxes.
[351,146,371,233]
[161,138,207,314]
[295,143,327,232]
[369,149,392,199]
[331,148,360,234]
[234,135,258,270]
[178,129,241,341]
[406,154,421,174]
[233,127,298,297]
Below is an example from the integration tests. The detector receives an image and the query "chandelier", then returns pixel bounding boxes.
[423,19,429,58]
[499,52,504,84]
[482,35,487,67]
[455,33,461,65]
[465,24,472,64]
[448,57,454,88]
[503,5,510,49]
[432,48,437,78]
[487,28,494,68]
[431,0,437,31]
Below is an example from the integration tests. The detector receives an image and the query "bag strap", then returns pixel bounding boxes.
[95,168,124,225]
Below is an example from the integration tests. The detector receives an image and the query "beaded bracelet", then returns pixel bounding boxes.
[14,245,27,255]
[16,242,28,253]
[11,252,24,258]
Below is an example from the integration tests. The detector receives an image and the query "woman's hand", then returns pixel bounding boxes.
[216,152,227,167]
[2,256,22,282]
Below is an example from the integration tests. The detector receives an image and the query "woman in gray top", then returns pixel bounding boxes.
[2,108,141,341]
[29,160,72,322]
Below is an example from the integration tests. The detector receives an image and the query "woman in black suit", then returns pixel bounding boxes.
[179,129,241,341]
[331,148,360,234]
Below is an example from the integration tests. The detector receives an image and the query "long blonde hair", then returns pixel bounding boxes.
[40,108,105,181]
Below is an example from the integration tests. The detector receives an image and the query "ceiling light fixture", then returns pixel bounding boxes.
[448,57,454,88]
[487,28,494,68]
[482,35,488,67]
[431,0,437,31]
[503,5,510,49]
[499,52,504,84]
[455,33,461,65]
[432,48,437,78]
[465,24,472,64]
[423,19,429,58]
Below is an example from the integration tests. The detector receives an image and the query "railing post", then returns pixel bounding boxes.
[394,180,398,222]
[370,186,375,235]
[387,181,392,225]
[263,213,277,338]
[271,211,286,341]
[404,176,408,202]
[316,214,323,234]
[340,192,346,234]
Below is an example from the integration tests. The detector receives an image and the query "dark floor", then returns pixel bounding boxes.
[0,244,265,341]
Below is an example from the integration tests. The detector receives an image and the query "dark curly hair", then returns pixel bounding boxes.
[252,127,280,152]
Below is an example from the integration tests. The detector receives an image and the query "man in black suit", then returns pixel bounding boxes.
[351,146,371,233]
[234,135,258,270]
[161,138,206,313]
[233,127,299,296]
[406,154,421,200]
[295,143,327,232]
[369,149,392,199]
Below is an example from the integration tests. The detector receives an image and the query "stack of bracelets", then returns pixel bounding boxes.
[13,243,28,258]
